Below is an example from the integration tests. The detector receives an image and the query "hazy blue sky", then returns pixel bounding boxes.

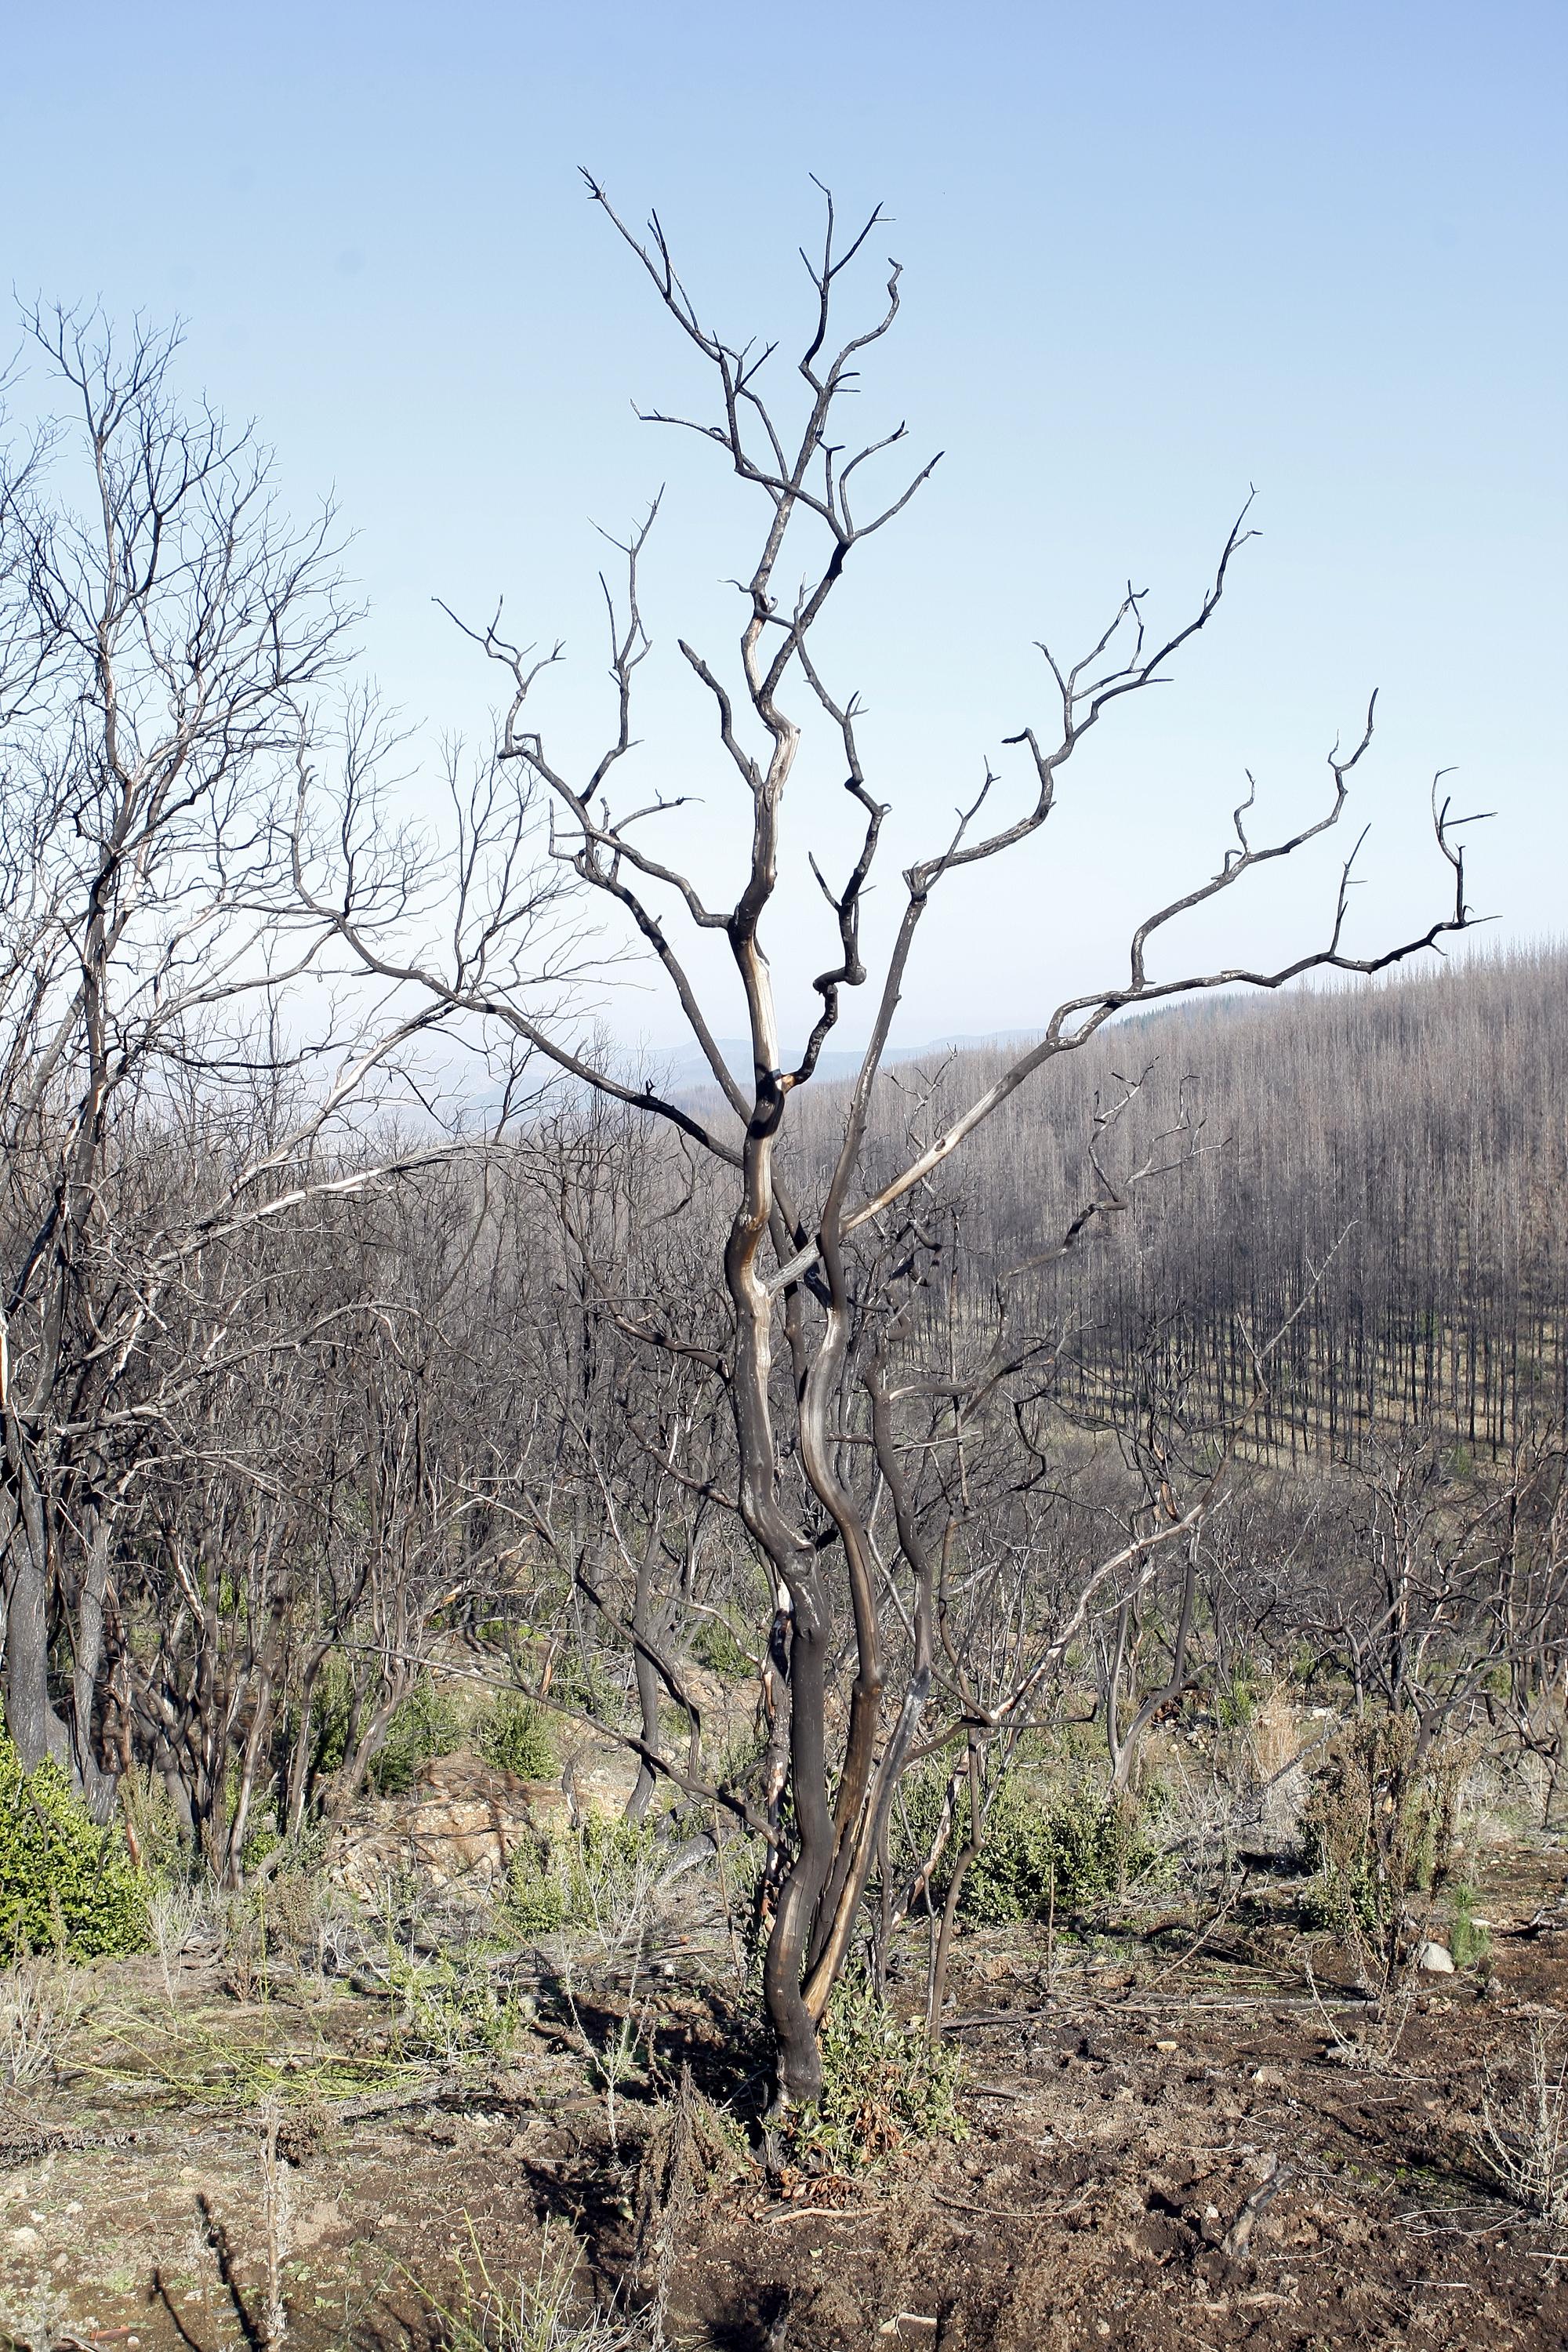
[5,2,1563,1051]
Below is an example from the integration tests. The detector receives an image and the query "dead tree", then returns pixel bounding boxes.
[0,311,477,1804]
[312,181,1478,2103]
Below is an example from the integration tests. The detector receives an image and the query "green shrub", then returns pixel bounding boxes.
[575,1813,662,1908]
[239,1813,282,1875]
[658,1701,695,1754]
[388,1948,521,2064]
[548,1651,624,1725]
[707,1723,768,1806]
[962,1774,1166,1924]
[957,1773,1058,1925]
[693,1614,755,1681]
[296,1653,354,1780]
[1449,1882,1492,1971]
[1214,1664,1263,1730]
[890,1758,1165,1927]
[1057,1715,1108,1765]
[116,1763,188,1887]
[1289,1638,1319,1688]
[475,1692,558,1781]
[782,1977,966,2175]
[367,1679,464,1796]
[503,1832,568,1937]
[0,1730,148,1958]
[501,1815,664,1946]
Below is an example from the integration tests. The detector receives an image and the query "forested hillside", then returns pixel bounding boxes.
[792,944,1567,1465]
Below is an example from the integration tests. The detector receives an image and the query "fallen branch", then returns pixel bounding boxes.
[1221,2154,1290,2259]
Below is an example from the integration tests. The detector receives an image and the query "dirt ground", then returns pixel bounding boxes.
[5,1849,1568,2352]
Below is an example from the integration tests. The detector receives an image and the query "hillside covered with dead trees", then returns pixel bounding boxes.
[2,187,1566,2352]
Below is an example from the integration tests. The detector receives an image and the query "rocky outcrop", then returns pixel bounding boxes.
[328,1751,568,1897]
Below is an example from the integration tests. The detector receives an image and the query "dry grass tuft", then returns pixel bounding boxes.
[1480,2016,1568,2225]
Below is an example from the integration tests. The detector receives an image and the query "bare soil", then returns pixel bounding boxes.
[5,1852,1567,2351]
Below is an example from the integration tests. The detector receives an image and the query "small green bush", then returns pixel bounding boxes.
[1057,1715,1108,1765]
[296,1653,354,1780]
[388,1948,521,2064]
[116,1764,188,1887]
[475,1692,558,1781]
[707,1723,769,1806]
[1214,1664,1263,1730]
[501,1815,664,1946]
[549,1651,624,1725]
[1449,1882,1492,1971]
[503,1832,568,1937]
[1289,1638,1319,1688]
[575,1813,662,1906]
[963,1775,1167,1924]
[693,1614,755,1681]
[240,1813,282,1875]
[890,1758,1165,1927]
[957,1775,1058,1925]
[783,1978,966,2175]
[0,1730,148,1958]
[368,1679,464,1796]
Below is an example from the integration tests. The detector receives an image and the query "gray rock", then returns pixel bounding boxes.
[328,1750,568,1897]
[1417,1940,1456,1973]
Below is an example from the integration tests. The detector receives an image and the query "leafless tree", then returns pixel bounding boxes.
[0,311,478,1806]
[305,180,1478,2103]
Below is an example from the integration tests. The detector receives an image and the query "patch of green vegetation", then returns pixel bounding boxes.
[0,1727,148,1958]
[1289,1639,1320,1688]
[1214,1662,1264,1730]
[116,1762,190,1886]
[1448,1880,1492,1970]
[895,1760,1168,1927]
[502,1814,664,1943]
[388,1948,522,2063]
[549,1650,625,1724]
[93,2017,411,2108]
[782,1976,967,2176]
[368,1679,464,1795]
[504,1831,568,1936]
[657,1700,694,1751]
[693,1613,755,1681]
[1050,1715,1105,1766]
[475,1690,559,1780]
[240,1818,282,1873]
[707,1722,769,1808]
[429,2217,646,2352]
[285,1652,353,1782]
[1301,1712,1465,1965]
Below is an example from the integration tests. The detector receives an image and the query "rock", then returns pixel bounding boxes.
[1417,1940,1456,1973]
[325,1722,710,1900]
[562,1739,642,1820]
[328,1751,568,1897]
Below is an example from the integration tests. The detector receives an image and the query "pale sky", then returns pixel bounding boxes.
[5,2,1563,1054]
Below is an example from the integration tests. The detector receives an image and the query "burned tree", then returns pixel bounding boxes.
[0,312,475,1808]
[308,180,1477,2103]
